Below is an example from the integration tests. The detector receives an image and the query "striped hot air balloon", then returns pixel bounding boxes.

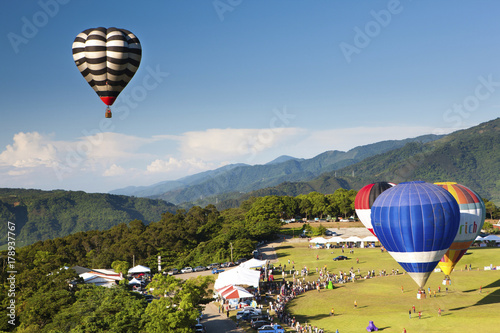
[434,182,486,277]
[354,182,395,237]
[72,27,142,118]
[372,181,460,289]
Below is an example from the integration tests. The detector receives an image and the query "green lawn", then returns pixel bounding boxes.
[272,242,500,333]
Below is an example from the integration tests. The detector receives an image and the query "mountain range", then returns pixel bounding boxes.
[111,134,443,204]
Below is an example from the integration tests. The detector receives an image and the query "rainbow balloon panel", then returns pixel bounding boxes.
[434,182,486,276]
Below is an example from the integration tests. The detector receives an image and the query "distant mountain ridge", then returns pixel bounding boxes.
[205,117,500,209]
[110,134,443,204]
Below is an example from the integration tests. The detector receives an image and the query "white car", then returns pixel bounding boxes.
[236,307,262,319]
[181,267,193,273]
[258,324,285,333]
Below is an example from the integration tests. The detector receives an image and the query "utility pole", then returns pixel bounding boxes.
[230,242,233,262]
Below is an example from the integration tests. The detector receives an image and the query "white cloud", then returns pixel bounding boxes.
[0,125,454,192]
[0,132,59,168]
[179,127,305,161]
[103,164,127,177]
[146,157,215,174]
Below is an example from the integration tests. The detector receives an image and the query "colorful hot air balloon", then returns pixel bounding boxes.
[72,27,142,118]
[371,181,460,289]
[434,182,486,277]
[355,182,395,236]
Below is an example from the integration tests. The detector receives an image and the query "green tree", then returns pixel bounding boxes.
[143,274,212,333]
[45,285,146,332]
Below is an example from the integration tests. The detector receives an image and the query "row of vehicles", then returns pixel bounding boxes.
[168,258,248,276]
[233,308,285,332]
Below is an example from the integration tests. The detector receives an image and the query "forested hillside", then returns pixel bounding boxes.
[0,192,361,331]
[112,135,442,204]
[0,189,176,248]
[185,118,500,209]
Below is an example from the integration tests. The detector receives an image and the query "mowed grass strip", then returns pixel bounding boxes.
[274,242,500,333]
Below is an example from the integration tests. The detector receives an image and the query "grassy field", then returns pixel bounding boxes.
[271,241,500,333]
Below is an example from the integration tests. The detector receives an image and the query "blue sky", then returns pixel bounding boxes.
[1,0,500,193]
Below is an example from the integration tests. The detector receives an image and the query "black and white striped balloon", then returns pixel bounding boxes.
[72,27,141,116]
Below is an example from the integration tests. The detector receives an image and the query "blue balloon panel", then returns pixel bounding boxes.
[371,181,460,288]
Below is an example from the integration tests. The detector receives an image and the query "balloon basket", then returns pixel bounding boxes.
[105,108,112,118]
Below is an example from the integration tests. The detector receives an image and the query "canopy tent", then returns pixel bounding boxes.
[239,258,267,269]
[482,235,500,242]
[327,236,344,243]
[475,235,484,241]
[222,287,254,299]
[362,236,379,242]
[128,277,142,285]
[214,267,261,289]
[128,265,151,274]
[309,237,329,244]
[344,236,363,242]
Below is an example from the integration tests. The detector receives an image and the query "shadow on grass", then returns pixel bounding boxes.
[275,245,294,250]
[275,252,291,259]
[377,326,391,331]
[450,277,500,311]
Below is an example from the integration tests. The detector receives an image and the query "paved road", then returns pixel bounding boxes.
[201,302,245,333]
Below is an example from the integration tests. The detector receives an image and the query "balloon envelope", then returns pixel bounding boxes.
[72,27,141,107]
[355,182,395,236]
[434,182,486,276]
[372,181,460,288]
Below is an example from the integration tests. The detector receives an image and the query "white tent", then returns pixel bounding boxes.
[128,277,142,285]
[309,237,328,244]
[345,236,363,242]
[128,265,151,274]
[326,236,344,243]
[214,267,261,289]
[221,287,254,299]
[475,235,484,241]
[239,258,267,269]
[363,236,379,242]
[482,235,500,242]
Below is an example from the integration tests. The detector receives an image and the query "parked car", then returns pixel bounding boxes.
[250,313,270,322]
[333,255,349,261]
[236,312,253,321]
[235,258,247,265]
[181,267,193,273]
[236,308,261,319]
[252,320,271,329]
[325,230,337,236]
[221,262,234,268]
[206,263,220,270]
[193,266,207,272]
[167,268,179,275]
[257,324,285,333]
[212,268,225,274]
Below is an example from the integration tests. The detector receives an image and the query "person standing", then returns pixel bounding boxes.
[408,309,411,319]
[418,311,422,319]
[401,285,404,293]
[402,328,407,333]
[412,305,415,313]
[438,308,442,317]
[330,308,335,316]
[354,300,357,308]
